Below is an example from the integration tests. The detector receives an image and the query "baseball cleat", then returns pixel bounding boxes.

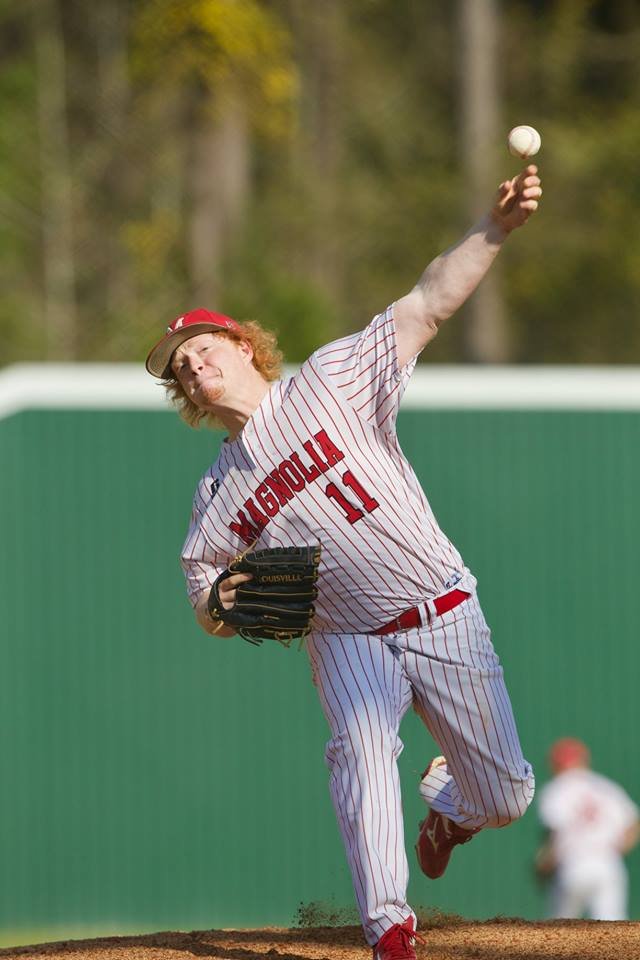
[415,808,476,879]
[373,918,423,960]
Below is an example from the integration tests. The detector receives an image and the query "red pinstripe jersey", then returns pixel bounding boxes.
[181,305,471,632]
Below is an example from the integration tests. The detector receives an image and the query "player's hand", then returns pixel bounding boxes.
[216,572,253,610]
[534,841,556,879]
[491,164,542,234]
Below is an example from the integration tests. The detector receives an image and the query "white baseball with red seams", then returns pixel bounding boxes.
[507,125,541,159]
[182,306,534,946]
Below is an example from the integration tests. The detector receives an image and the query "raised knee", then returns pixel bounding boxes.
[487,767,535,827]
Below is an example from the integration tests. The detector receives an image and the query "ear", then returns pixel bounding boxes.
[237,339,254,365]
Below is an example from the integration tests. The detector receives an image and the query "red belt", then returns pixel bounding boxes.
[373,589,470,636]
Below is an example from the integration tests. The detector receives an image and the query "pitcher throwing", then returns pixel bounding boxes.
[146,164,542,960]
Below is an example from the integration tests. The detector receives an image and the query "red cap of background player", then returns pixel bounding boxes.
[145,308,242,379]
[549,737,590,774]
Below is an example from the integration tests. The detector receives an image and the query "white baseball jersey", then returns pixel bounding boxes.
[179,304,533,946]
[539,768,638,867]
[181,305,474,630]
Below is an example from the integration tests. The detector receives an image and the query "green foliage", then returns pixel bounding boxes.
[0,2,44,360]
[503,0,640,361]
[1,0,640,364]
[132,0,296,134]
[223,259,339,363]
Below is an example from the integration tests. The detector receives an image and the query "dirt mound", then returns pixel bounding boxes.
[0,919,638,960]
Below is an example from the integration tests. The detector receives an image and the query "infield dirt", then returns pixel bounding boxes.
[0,920,639,960]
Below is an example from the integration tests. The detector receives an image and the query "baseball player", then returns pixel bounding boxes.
[146,164,541,960]
[536,738,640,921]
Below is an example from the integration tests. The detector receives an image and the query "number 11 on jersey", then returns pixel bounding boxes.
[325,470,380,524]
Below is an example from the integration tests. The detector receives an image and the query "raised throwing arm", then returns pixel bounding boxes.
[393,164,542,368]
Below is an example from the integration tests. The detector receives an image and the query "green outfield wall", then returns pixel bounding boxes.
[1,366,639,946]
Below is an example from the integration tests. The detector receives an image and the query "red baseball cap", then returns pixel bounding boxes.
[549,737,590,774]
[145,308,242,379]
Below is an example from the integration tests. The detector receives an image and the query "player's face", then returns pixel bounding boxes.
[171,332,253,409]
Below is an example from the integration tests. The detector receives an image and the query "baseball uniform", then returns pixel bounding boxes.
[181,305,534,945]
[538,767,639,920]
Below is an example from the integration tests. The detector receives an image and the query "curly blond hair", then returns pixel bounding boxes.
[163,320,283,429]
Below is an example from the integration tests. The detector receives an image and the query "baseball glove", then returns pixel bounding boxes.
[207,545,322,647]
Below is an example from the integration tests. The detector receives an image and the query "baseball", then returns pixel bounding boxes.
[507,125,541,159]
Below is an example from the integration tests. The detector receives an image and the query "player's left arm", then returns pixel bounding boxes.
[393,164,542,368]
[194,593,233,637]
[194,582,247,638]
[619,816,640,855]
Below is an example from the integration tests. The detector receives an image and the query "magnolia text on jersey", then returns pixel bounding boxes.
[229,428,380,543]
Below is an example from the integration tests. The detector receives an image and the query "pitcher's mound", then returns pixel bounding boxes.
[0,920,639,960]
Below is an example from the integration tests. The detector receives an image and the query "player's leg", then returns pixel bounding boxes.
[549,871,587,919]
[306,632,415,947]
[588,860,628,921]
[402,592,534,833]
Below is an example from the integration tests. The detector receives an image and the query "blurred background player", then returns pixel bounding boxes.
[535,737,640,920]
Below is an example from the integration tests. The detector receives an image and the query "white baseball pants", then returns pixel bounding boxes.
[550,858,629,920]
[306,592,534,946]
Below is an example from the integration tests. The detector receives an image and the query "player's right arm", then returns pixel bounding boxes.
[393,165,542,367]
[533,829,557,879]
[182,472,253,639]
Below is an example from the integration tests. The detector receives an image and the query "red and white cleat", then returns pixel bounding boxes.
[373,918,424,960]
[416,756,477,879]
[415,806,476,879]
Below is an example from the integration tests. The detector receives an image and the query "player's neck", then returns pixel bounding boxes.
[217,379,272,441]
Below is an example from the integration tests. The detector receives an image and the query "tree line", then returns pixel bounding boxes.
[1,0,639,366]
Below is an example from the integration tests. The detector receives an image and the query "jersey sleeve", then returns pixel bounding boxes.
[180,475,228,608]
[537,783,557,830]
[311,304,417,430]
[609,782,640,830]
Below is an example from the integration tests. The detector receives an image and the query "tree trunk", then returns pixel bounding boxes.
[186,84,250,306]
[93,0,136,345]
[458,0,508,362]
[34,0,77,360]
[287,0,344,298]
